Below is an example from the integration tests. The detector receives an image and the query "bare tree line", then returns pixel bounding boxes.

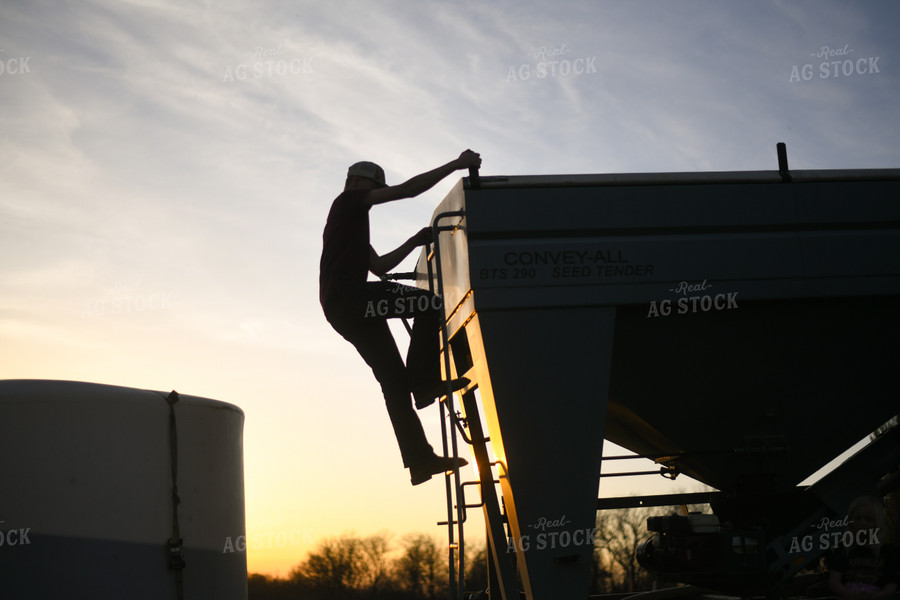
[246,505,693,599]
[247,532,452,600]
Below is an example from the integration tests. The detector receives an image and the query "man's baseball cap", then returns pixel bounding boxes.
[347,161,387,187]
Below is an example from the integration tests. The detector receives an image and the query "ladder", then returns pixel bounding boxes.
[424,174,520,600]
[387,168,519,600]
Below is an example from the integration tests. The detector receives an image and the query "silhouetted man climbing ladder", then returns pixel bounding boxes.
[319,151,480,485]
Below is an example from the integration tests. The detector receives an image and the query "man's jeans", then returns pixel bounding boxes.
[324,280,443,467]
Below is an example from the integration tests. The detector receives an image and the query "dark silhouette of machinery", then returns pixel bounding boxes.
[413,146,900,599]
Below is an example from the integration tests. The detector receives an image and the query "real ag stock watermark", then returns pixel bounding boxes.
[787,515,880,553]
[0,521,32,548]
[364,283,442,318]
[789,43,880,82]
[80,279,174,318]
[0,49,31,77]
[222,527,315,553]
[506,514,596,553]
[222,41,314,83]
[506,43,597,82]
[646,279,739,318]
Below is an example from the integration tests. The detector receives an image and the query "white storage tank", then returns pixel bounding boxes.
[0,379,247,599]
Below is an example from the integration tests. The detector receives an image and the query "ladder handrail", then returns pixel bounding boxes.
[383,222,468,599]
[429,209,468,600]
[428,206,520,600]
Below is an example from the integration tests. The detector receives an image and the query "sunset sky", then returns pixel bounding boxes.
[1,0,898,577]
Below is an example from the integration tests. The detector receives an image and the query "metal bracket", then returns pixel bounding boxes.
[777,142,792,183]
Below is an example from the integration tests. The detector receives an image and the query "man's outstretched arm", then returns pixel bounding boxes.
[365,150,481,207]
[369,227,432,277]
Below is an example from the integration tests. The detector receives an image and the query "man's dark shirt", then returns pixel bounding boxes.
[319,189,371,308]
